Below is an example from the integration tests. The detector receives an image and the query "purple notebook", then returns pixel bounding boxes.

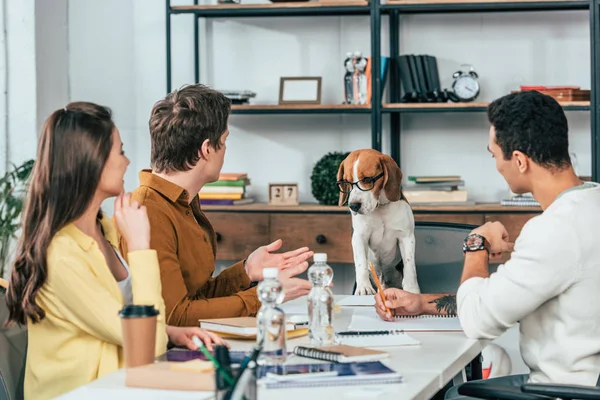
[161,348,248,365]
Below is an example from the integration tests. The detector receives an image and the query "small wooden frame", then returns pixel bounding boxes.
[269,183,299,206]
[279,77,322,105]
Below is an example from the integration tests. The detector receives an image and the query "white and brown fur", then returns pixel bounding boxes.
[337,149,420,295]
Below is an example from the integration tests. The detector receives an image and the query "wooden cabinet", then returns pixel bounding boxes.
[203,203,542,263]
[270,214,353,263]
[208,212,269,260]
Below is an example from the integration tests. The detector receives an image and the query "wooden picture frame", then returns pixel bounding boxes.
[279,77,322,105]
[268,183,299,206]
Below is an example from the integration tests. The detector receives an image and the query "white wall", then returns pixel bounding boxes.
[66,1,592,209]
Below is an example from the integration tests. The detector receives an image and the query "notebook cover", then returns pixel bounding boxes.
[295,344,388,362]
[257,361,402,389]
[125,362,215,391]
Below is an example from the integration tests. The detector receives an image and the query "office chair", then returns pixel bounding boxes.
[351,221,489,382]
[0,285,27,400]
[457,379,600,400]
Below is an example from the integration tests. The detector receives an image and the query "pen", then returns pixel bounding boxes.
[337,330,403,336]
[192,336,234,386]
[369,262,392,316]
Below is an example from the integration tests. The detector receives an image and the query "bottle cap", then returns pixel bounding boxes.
[263,268,278,279]
[313,253,327,263]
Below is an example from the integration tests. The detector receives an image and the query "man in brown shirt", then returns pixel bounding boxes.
[120,84,313,326]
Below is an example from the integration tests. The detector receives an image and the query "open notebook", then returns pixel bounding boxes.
[348,309,463,332]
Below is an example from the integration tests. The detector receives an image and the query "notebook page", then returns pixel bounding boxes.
[348,309,463,332]
[337,296,376,307]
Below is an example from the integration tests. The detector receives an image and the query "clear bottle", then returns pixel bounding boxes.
[307,253,336,346]
[256,268,287,365]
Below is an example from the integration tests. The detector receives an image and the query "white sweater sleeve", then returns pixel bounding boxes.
[457,214,579,339]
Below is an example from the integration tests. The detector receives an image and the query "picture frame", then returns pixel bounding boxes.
[279,77,322,105]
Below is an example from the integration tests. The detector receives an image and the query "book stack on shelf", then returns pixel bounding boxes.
[199,173,254,206]
[403,175,472,205]
[501,192,540,207]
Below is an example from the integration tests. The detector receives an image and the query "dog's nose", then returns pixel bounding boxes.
[349,202,361,212]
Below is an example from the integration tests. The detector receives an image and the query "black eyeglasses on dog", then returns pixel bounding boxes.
[336,172,384,193]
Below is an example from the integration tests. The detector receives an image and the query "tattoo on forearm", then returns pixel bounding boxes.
[429,295,457,316]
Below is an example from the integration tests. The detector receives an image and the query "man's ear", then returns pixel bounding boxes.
[337,161,348,207]
[513,151,529,173]
[199,139,211,159]
[380,155,402,202]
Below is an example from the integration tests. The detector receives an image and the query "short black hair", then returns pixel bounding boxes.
[487,90,571,170]
[149,84,231,173]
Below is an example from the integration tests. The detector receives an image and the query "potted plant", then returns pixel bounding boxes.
[0,160,34,279]
[310,151,349,206]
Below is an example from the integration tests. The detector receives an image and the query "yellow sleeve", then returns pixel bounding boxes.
[45,249,168,356]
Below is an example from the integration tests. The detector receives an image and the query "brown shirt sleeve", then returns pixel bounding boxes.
[119,206,261,327]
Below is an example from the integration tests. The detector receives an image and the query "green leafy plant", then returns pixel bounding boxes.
[310,151,350,206]
[0,160,35,279]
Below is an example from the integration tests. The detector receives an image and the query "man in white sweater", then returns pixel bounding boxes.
[374,90,600,395]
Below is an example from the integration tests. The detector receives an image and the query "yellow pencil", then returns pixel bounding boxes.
[369,262,392,316]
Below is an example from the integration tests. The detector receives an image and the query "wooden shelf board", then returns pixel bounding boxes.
[231,104,371,114]
[171,2,369,16]
[386,0,580,5]
[173,2,368,11]
[383,101,589,112]
[381,0,588,12]
[201,202,542,213]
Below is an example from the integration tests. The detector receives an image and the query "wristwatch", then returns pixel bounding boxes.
[462,233,491,254]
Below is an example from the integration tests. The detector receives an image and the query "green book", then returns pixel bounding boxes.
[204,179,249,187]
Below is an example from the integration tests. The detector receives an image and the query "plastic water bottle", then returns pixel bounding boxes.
[307,253,336,345]
[256,268,287,365]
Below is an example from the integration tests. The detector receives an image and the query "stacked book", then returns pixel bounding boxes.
[501,192,540,207]
[403,175,471,205]
[199,173,254,206]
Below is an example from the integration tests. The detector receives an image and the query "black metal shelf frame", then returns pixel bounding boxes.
[165,0,600,182]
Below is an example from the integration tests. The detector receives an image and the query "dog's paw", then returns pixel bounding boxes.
[402,283,421,294]
[354,283,376,296]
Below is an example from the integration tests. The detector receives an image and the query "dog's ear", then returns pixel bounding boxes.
[336,160,349,207]
[380,155,403,202]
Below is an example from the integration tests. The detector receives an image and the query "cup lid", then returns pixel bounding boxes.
[118,305,159,318]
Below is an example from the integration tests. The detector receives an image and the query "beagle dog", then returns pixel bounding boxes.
[337,149,420,295]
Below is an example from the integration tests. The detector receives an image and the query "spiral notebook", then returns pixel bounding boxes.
[349,309,463,332]
[337,329,420,347]
[293,344,389,363]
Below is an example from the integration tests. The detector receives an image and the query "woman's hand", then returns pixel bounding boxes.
[166,325,229,351]
[114,193,150,252]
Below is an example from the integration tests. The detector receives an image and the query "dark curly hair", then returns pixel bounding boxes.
[487,90,571,170]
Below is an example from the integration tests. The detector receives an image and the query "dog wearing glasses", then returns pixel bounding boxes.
[336,149,420,295]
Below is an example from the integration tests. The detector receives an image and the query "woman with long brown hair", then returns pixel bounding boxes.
[5,102,226,400]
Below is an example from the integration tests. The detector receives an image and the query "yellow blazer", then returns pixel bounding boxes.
[25,214,168,400]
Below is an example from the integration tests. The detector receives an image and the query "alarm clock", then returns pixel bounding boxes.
[451,64,480,102]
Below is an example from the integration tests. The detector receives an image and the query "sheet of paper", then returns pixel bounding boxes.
[337,295,376,307]
[348,309,463,332]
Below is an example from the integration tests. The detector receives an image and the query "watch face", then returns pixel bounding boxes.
[466,235,484,249]
[453,75,479,101]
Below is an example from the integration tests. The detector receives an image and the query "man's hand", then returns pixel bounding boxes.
[166,325,229,351]
[471,221,515,257]
[374,288,424,321]
[245,239,314,281]
[278,260,312,302]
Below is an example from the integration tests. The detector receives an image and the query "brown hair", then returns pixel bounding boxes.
[6,102,115,325]
[149,84,231,173]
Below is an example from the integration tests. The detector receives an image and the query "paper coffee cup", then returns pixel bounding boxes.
[119,305,159,368]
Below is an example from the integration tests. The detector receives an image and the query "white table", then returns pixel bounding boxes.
[58,296,485,400]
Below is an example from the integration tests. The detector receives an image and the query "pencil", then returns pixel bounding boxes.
[369,262,392,316]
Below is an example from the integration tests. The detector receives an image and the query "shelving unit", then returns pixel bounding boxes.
[165,0,600,182]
